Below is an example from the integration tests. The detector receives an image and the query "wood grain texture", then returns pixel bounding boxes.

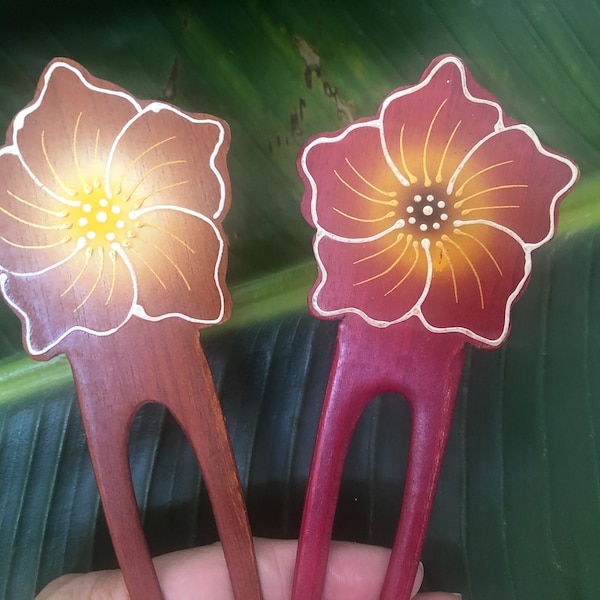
[67,318,262,600]
[0,58,262,600]
[291,315,464,600]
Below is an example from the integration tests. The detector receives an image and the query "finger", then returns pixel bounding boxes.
[35,538,425,600]
[145,538,410,600]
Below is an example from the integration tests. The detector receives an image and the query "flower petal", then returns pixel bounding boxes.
[311,231,428,324]
[107,105,230,220]
[124,207,229,324]
[380,56,503,188]
[0,244,135,355]
[450,127,578,245]
[0,152,79,273]
[300,121,402,240]
[420,223,529,345]
[13,59,139,202]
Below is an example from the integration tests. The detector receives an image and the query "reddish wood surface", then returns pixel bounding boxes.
[0,59,263,600]
[66,318,262,600]
[292,315,464,600]
[294,54,579,599]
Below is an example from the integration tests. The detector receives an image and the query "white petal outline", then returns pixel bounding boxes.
[11,60,142,208]
[0,247,139,356]
[379,55,504,186]
[310,233,433,326]
[106,102,228,220]
[300,119,399,242]
[127,205,227,326]
[0,61,231,354]
[449,123,579,249]
[302,55,579,347]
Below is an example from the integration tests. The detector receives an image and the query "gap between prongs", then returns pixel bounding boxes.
[65,318,263,600]
[292,315,465,600]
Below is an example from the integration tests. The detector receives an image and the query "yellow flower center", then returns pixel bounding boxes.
[67,185,134,250]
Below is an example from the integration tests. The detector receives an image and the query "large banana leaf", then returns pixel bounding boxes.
[1,0,600,598]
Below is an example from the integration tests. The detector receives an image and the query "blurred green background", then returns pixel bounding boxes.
[2,0,600,598]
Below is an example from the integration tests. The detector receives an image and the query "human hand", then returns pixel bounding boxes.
[36,538,460,599]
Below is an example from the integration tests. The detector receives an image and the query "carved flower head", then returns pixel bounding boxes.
[0,58,231,356]
[300,55,579,348]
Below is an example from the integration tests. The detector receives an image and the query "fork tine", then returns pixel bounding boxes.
[166,333,263,600]
[380,341,464,599]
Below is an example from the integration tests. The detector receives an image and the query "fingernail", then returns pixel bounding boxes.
[451,595,462,598]
[417,562,424,577]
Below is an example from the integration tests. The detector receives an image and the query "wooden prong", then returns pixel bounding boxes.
[380,340,464,600]
[166,334,263,600]
[293,316,465,600]
[66,319,262,600]
[73,357,163,600]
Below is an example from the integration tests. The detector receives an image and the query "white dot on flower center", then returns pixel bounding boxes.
[406,206,414,214]
[426,194,434,202]
[422,205,434,216]
[441,213,449,221]
[78,217,88,227]
[413,194,422,202]
[96,211,108,223]
[433,222,441,230]
[86,231,96,240]
[99,198,108,207]
[437,201,446,209]
[111,205,121,215]
[408,217,416,225]
[82,203,92,213]
[106,232,116,241]
[420,224,428,232]
[116,220,126,229]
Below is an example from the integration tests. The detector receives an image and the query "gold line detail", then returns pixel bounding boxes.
[454,228,503,275]
[62,248,92,297]
[344,158,397,197]
[334,170,397,207]
[105,250,117,306]
[138,238,191,291]
[135,220,195,253]
[437,241,458,303]
[93,128,101,188]
[332,207,395,223]
[461,205,519,216]
[74,247,104,312]
[0,235,70,249]
[6,190,68,217]
[436,120,462,183]
[0,204,66,230]
[353,233,404,264]
[399,124,417,183]
[354,234,412,286]
[423,98,448,187]
[41,130,76,196]
[385,241,420,296]
[455,160,514,197]
[124,160,186,200]
[133,179,190,209]
[116,135,177,191]
[72,112,90,192]
[126,244,166,289]
[454,184,528,208]
[442,235,485,309]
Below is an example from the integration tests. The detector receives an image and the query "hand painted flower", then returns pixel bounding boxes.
[0,58,231,356]
[300,55,579,347]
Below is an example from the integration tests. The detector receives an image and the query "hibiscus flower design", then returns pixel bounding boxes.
[300,55,579,347]
[0,58,231,356]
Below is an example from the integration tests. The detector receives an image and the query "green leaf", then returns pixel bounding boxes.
[2,1,600,599]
